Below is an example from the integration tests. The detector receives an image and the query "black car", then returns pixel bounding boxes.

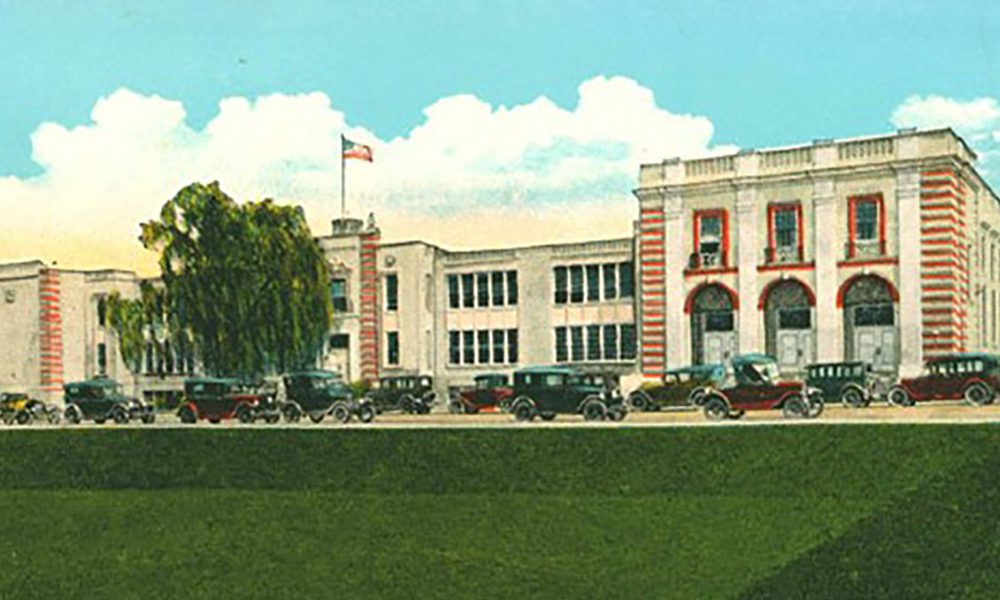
[804,361,889,408]
[365,376,436,414]
[282,370,375,424]
[63,378,155,424]
[508,366,627,422]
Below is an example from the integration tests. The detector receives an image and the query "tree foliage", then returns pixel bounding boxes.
[112,181,332,378]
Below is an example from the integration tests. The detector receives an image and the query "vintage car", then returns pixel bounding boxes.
[282,370,375,424]
[365,375,437,414]
[886,353,1000,407]
[63,378,156,424]
[177,377,281,424]
[805,361,889,408]
[627,364,725,411]
[698,354,824,420]
[450,373,514,414]
[0,392,61,425]
[508,365,627,422]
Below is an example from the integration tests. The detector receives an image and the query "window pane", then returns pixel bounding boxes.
[491,271,505,306]
[462,331,475,364]
[448,331,460,365]
[492,329,505,364]
[555,327,568,362]
[448,275,459,309]
[507,329,519,363]
[620,324,637,359]
[586,325,601,360]
[462,274,474,308]
[619,262,634,298]
[778,308,811,329]
[331,279,348,312]
[477,272,490,307]
[855,200,878,241]
[385,274,398,311]
[705,311,734,332]
[603,264,617,300]
[478,330,490,363]
[774,209,798,248]
[570,266,584,303]
[854,304,894,326]
[603,325,619,360]
[554,266,568,304]
[700,215,721,239]
[507,271,518,305]
[387,332,399,365]
[570,326,584,361]
[329,334,349,349]
[586,265,600,301]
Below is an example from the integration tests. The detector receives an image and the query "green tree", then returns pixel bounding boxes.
[114,181,332,378]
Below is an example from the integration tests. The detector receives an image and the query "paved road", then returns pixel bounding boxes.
[4,402,999,430]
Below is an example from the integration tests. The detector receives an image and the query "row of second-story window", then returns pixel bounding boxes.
[554,324,637,363]
[94,341,195,377]
[447,328,520,366]
[554,262,634,304]
[447,271,519,310]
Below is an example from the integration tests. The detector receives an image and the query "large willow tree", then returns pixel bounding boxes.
[117,181,332,378]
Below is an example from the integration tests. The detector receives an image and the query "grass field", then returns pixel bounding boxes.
[0,426,996,599]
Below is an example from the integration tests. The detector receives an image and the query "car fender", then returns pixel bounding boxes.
[177,401,200,419]
[282,400,304,414]
[576,394,605,413]
[421,391,437,406]
[510,396,536,412]
[775,388,806,408]
[838,382,867,400]
[628,388,653,404]
[701,390,732,411]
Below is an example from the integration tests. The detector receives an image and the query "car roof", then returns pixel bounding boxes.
[185,377,241,385]
[65,378,119,388]
[805,361,868,369]
[666,364,723,375]
[730,354,777,366]
[475,373,507,379]
[926,352,1000,363]
[287,370,338,379]
[514,365,581,376]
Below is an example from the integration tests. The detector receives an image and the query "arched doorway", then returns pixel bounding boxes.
[762,279,815,372]
[688,283,737,365]
[840,274,898,371]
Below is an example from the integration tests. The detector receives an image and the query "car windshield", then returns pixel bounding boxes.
[737,360,781,384]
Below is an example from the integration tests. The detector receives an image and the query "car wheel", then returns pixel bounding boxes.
[702,396,728,421]
[840,387,866,409]
[628,392,648,412]
[401,395,415,414]
[208,418,221,424]
[15,411,31,425]
[582,399,607,421]
[46,408,62,425]
[806,392,825,419]
[237,406,255,424]
[513,401,535,422]
[886,386,913,407]
[141,413,156,424]
[963,382,993,407]
[64,405,81,425]
[726,409,745,420]
[448,400,463,414]
[265,414,280,424]
[113,407,130,425]
[781,395,808,419]
[309,412,326,424]
[688,389,707,407]
[179,406,197,424]
[283,404,301,423]
[608,407,628,422]
[358,403,376,424]
[332,404,352,424]
[539,412,556,421]
[94,418,107,425]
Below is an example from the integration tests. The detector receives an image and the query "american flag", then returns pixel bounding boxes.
[342,136,373,162]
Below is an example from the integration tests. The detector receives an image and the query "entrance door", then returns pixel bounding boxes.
[704,331,736,364]
[776,330,814,372]
[853,326,895,370]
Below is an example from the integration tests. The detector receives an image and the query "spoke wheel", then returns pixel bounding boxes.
[964,383,992,407]
[514,402,535,422]
[781,395,807,419]
[840,387,865,409]
[358,404,376,423]
[332,404,351,424]
[628,392,648,412]
[887,387,912,408]
[582,399,607,421]
[702,396,728,421]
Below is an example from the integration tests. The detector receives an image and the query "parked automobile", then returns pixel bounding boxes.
[698,354,824,420]
[63,378,155,424]
[177,377,280,424]
[366,375,436,414]
[282,370,375,424]
[450,373,513,414]
[1,392,61,425]
[627,364,725,411]
[805,361,889,408]
[508,365,627,422]
[886,353,1000,407]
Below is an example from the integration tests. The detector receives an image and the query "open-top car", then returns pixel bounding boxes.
[366,375,436,414]
[1,392,61,425]
[698,354,823,420]
[805,361,889,408]
[178,377,280,424]
[63,378,155,425]
[282,370,375,424]
[450,373,514,414]
[886,353,1000,407]
[508,365,627,422]
[627,364,724,411]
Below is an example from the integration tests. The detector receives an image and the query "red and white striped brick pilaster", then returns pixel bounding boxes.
[38,268,64,396]
[358,229,380,383]
[638,202,667,378]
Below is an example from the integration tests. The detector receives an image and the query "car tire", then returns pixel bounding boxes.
[15,411,31,425]
[208,418,221,424]
[702,396,728,421]
[539,412,556,421]
[358,403,376,424]
[265,414,280,424]
[963,382,993,407]
[179,406,197,424]
[284,404,302,423]
[401,395,415,414]
[141,413,156,425]
[582,398,607,421]
[781,395,808,419]
[112,407,130,425]
[887,386,913,407]
[726,409,745,420]
[46,408,62,425]
[840,387,866,409]
[64,405,81,425]
[448,400,464,414]
[309,412,326,424]
[628,392,649,412]
[608,407,628,422]
[513,400,535,422]
[688,389,707,407]
[332,403,352,424]
[237,406,255,424]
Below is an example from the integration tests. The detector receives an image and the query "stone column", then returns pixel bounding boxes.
[663,188,689,367]
[812,178,841,361]
[735,183,759,354]
[896,167,923,376]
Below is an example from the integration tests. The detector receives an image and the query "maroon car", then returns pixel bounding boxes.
[177,377,281,424]
[450,374,514,414]
[699,354,823,420]
[886,353,999,407]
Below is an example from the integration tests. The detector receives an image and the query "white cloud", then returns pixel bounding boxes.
[0,76,728,273]
[891,94,1000,178]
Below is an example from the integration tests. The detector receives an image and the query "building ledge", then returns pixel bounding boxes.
[757,261,815,273]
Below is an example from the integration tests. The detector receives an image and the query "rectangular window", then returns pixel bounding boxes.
[774,207,798,249]
[699,214,722,265]
[507,329,519,363]
[447,275,460,309]
[507,271,518,305]
[329,334,349,349]
[570,266,584,303]
[855,199,878,241]
[570,326,584,361]
[555,327,568,362]
[492,329,506,364]
[853,304,894,326]
[385,274,398,312]
[97,298,107,327]
[603,325,619,361]
[386,332,399,365]
[619,262,634,298]
[554,266,568,304]
[145,342,154,374]
[586,265,600,302]
[462,273,475,308]
[449,331,460,365]
[620,324,637,360]
[477,272,490,307]
[586,325,601,360]
[462,330,475,364]
[478,330,490,364]
[603,264,618,300]
[331,278,348,313]
[778,308,812,329]
[491,271,505,306]
[97,343,107,374]
[705,312,735,331]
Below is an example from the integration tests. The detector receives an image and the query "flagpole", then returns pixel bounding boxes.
[340,134,346,219]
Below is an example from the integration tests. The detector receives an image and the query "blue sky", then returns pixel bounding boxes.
[2,1,1000,270]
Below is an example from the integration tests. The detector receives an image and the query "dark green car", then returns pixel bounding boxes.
[365,376,436,414]
[282,370,376,424]
[63,378,155,425]
[627,364,724,411]
[804,361,889,408]
[508,366,627,422]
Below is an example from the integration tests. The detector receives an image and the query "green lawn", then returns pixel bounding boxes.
[0,426,996,598]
